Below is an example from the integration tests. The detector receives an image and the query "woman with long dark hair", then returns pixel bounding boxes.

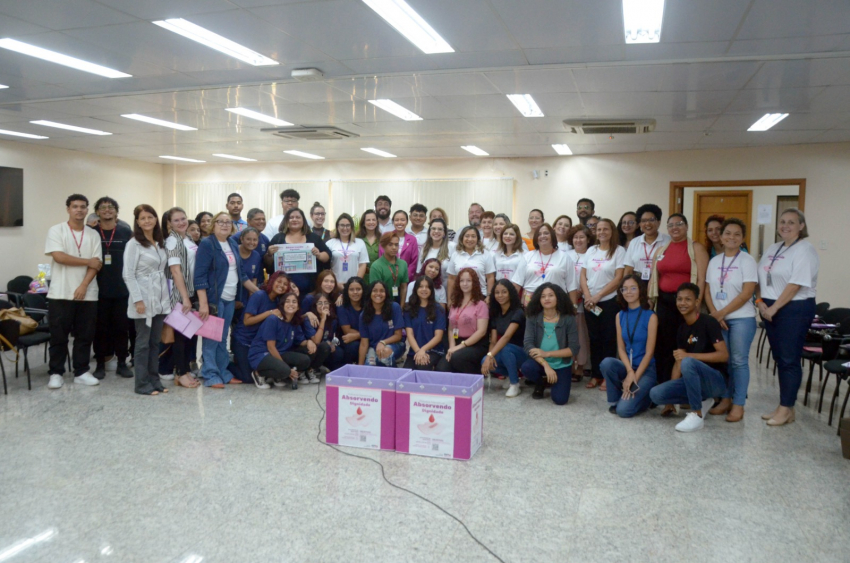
[195,212,213,239]
[305,291,344,378]
[248,293,312,389]
[406,258,447,307]
[420,218,453,288]
[338,276,366,365]
[403,275,447,370]
[617,211,638,249]
[327,213,369,291]
[265,207,331,295]
[482,279,527,398]
[358,281,405,367]
[357,210,381,284]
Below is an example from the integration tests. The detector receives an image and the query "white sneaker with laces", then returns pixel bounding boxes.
[675,411,705,432]
[75,372,100,386]
[505,383,521,398]
[48,374,64,389]
[298,373,309,384]
[251,371,270,390]
[308,370,320,384]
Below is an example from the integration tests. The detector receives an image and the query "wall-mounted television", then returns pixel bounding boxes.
[0,167,23,227]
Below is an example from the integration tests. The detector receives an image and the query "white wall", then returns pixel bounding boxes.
[0,140,163,287]
[168,142,850,305]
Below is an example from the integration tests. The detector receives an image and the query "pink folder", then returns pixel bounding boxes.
[191,312,225,342]
[164,308,204,338]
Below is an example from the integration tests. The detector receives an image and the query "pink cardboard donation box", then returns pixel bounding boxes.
[395,371,484,460]
[325,365,411,451]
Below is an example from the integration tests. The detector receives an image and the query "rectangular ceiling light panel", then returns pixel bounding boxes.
[461,145,488,156]
[747,113,789,131]
[0,128,48,139]
[213,153,257,162]
[225,107,293,127]
[30,120,111,135]
[623,0,665,44]
[0,84,8,89]
[122,113,197,131]
[552,144,572,155]
[368,99,423,121]
[0,38,131,78]
[361,147,397,158]
[362,0,453,54]
[160,155,206,163]
[284,150,324,160]
[153,19,278,66]
[507,94,544,117]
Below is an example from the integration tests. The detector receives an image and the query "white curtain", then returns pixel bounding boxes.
[331,178,515,229]
[175,181,330,218]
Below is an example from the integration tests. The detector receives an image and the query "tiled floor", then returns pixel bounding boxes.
[1,345,849,563]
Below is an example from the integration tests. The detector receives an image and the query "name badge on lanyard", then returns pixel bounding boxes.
[104,254,112,266]
[342,262,348,272]
[641,264,651,280]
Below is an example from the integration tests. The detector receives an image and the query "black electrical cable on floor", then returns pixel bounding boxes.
[313,381,506,563]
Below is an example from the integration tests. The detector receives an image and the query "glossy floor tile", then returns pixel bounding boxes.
[1,346,849,563]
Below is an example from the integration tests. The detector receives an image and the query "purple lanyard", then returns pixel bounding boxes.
[768,239,799,272]
[719,250,740,290]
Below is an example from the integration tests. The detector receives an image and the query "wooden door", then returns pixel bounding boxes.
[692,190,753,250]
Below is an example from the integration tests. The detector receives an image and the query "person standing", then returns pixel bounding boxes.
[369,232,409,305]
[44,194,103,389]
[468,203,484,230]
[379,210,419,276]
[357,210,381,285]
[123,205,172,396]
[576,198,595,226]
[91,196,133,379]
[447,226,496,298]
[408,203,429,253]
[263,189,311,239]
[511,223,577,306]
[327,213,370,291]
[195,212,213,239]
[226,193,247,232]
[231,208,271,258]
[523,209,544,251]
[420,218,453,289]
[309,202,332,242]
[617,212,638,249]
[429,207,456,242]
[480,212,498,252]
[553,215,573,252]
[566,225,595,382]
[757,209,819,427]
[624,204,670,281]
[375,195,394,234]
[493,223,524,284]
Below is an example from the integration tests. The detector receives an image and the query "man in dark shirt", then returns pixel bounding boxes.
[649,282,729,432]
[92,196,134,379]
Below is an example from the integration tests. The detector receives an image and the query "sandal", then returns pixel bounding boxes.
[571,373,583,383]
[176,374,200,388]
[599,381,607,391]
[585,378,602,389]
[660,404,679,417]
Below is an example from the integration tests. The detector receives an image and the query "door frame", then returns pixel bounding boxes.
[692,190,754,249]
[669,178,806,216]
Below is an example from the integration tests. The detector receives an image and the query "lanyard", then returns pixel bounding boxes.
[68,222,84,257]
[643,238,659,262]
[768,239,799,271]
[537,250,554,275]
[624,307,644,350]
[98,225,116,252]
[341,238,351,259]
[386,259,399,284]
[719,250,740,290]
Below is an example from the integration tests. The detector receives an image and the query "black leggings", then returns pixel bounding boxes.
[584,298,619,379]
[402,351,445,371]
[654,290,684,384]
[257,351,311,382]
[436,338,488,374]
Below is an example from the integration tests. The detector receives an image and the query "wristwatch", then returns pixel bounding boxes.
[486,352,493,358]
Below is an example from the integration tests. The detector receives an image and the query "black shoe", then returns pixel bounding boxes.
[532,380,546,400]
[609,405,617,414]
[116,364,133,378]
[93,363,106,380]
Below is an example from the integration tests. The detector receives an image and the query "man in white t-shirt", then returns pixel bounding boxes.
[375,195,395,234]
[407,203,429,253]
[44,194,104,389]
[624,203,670,281]
[262,188,311,240]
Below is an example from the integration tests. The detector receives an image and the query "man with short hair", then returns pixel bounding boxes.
[468,203,484,228]
[649,283,730,432]
[576,198,595,225]
[44,194,104,389]
[375,195,394,234]
[624,203,670,280]
[263,188,311,239]
[91,196,133,379]
[408,203,429,253]
[227,193,247,232]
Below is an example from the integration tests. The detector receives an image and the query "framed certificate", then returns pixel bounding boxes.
[274,243,317,274]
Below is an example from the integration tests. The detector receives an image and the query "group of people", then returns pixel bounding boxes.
[42,188,819,432]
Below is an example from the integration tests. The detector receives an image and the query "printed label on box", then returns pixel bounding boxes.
[338,387,382,449]
[470,388,483,454]
[409,393,455,458]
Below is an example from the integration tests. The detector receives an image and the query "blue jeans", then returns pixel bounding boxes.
[488,343,528,384]
[600,357,657,418]
[521,359,571,405]
[366,343,405,367]
[201,299,235,386]
[649,357,728,411]
[763,298,816,407]
[721,317,757,405]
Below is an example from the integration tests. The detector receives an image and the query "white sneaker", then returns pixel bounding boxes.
[298,373,309,385]
[48,374,64,389]
[159,373,174,381]
[505,383,521,398]
[675,411,704,432]
[308,370,320,384]
[75,372,100,386]
[251,371,270,390]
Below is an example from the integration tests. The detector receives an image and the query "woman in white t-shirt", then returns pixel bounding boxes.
[510,223,577,305]
[326,213,369,291]
[420,218,454,289]
[580,218,626,388]
[566,224,595,381]
[703,218,757,422]
[553,215,573,252]
[447,226,495,298]
[481,211,499,253]
[493,223,524,283]
[756,209,819,427]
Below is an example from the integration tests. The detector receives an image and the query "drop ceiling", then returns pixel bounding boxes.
[0,0,848,164]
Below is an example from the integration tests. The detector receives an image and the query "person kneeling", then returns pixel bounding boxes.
[358,281,406,367]
[648,283,729,432]
[521,283,579,405]
[600,274,658,417]
[248,293,314,390]
[403,276,446,370]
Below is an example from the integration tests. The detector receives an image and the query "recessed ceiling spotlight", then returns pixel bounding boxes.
[0,38,132,78]
[0,128,48,139]
[212,153,257,162]
[284,150,324,160]
[461,145,489,156]
[747,113,789,131]
[362,0,454,54]
[622,0,665,44]
[552,144,573,155]
[122,114,197,131]
[507,94,544,117]
[225,108,293,127]
[160,155,206,163]
[152,19,278,66]
[368,99,423,121]
[30,120,111,135]
[361,148,397,158]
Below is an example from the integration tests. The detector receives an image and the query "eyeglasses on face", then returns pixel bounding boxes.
[577,205,592,210]
[667,221,686,228]
[640,218,657,224]
[620,286,639,293]
[98,204,116,210]
[586,222,598,228]
[283,198,298,204]
[622,221,636,227]
[313,212,326,216]
[214,220,232,226]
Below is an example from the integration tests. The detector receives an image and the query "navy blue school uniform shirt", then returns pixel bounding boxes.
[230,231,270,257]
[248,316,316,370]
[234,290,278,347]
[403,305,446,357]
[677,314,728,378]
[240,249,263,283]
[338,304,363,332]
[359,302,404,349]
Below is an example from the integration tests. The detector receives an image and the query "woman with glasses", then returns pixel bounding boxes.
[310,202,332,242]
[429,207,456,243]
[624,204,670,281]
[523,209,544,251]
[617,212,638,249]
[327,213,369,291]
[648,213,709,411]
[420,218,453,289]
[600,274,658,417]
[585,216,601,236]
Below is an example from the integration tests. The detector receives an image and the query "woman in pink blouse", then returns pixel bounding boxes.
[437,267,489,373]
[379,209,419,275]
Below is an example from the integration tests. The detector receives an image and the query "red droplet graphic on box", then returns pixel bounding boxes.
[357,407,363,415]
[429,414,435,423]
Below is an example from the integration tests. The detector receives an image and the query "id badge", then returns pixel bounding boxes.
[104,254,112,266]
[392,286,399,297]
[591,305,603,316]
[641,266,651,280]
[342,262,349,272]
[452,328,459,339]
[716,291,727,301]
[766,273,773,287]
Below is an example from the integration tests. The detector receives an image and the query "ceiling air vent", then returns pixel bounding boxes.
[563,119,656,135]
[262,126,360,140]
